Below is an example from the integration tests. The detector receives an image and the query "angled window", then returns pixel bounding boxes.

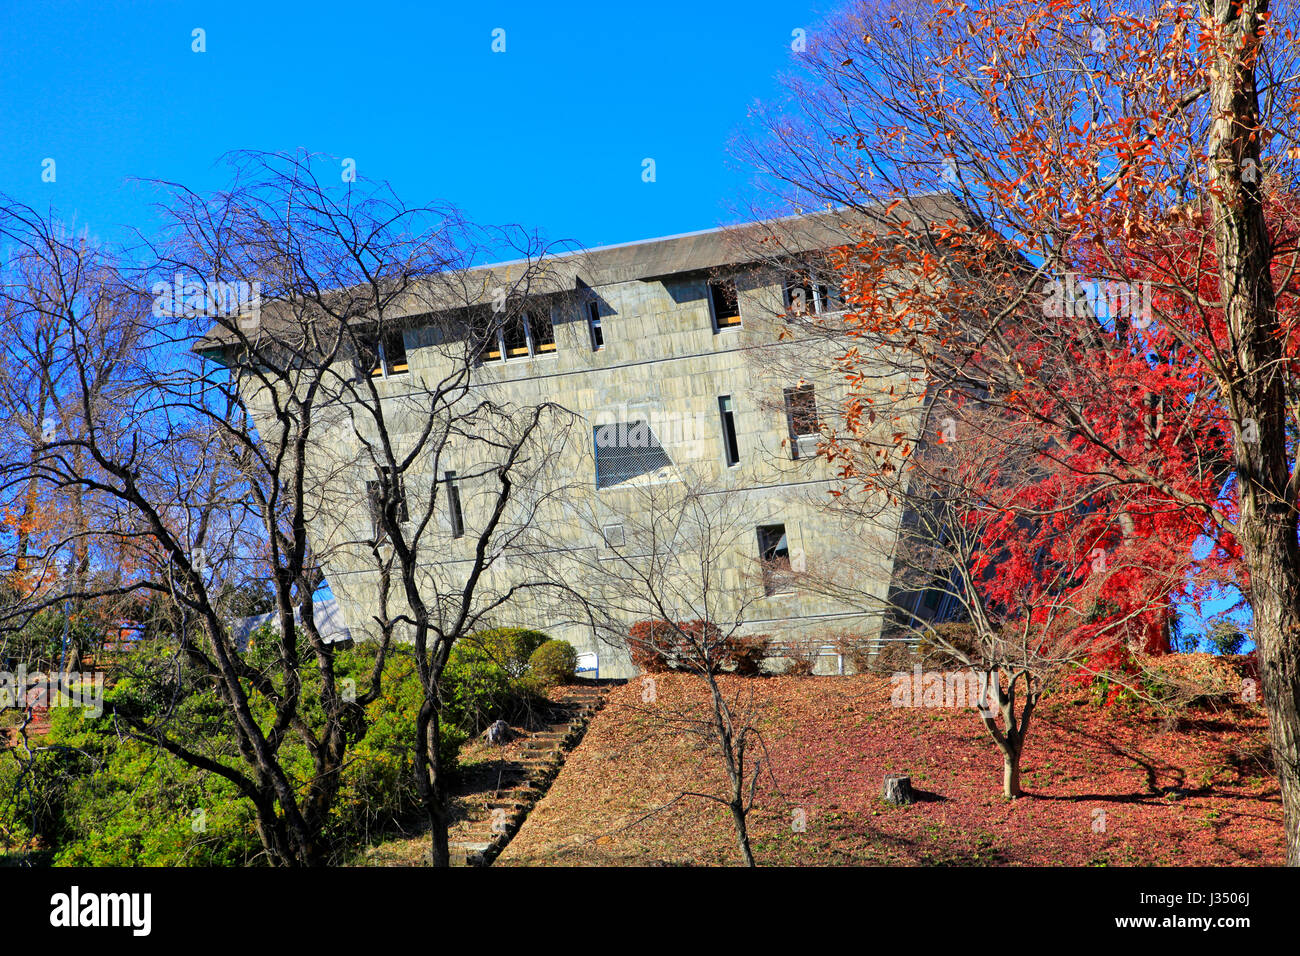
[444,470,464,539]
[757,523,792,595]
[587,301,604,351]
[719,395,740,467]
[593,421,673,489]
[365,466,408,543]
[708,277,742,330]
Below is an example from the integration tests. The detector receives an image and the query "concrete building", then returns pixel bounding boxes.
[213,198,959,677]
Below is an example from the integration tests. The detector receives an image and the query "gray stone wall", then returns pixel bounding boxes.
[240,264,908,679]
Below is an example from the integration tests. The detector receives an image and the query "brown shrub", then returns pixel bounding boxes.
[780,637,823,676]
[728,634,772,676]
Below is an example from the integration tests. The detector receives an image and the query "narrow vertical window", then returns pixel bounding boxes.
[384,330,409,374]
[588,301,604,350]
[445,470,464,539]
[472,307,502,363]
[719,395,740,466]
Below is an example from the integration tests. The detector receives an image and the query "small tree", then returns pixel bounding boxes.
[568,472,781,865]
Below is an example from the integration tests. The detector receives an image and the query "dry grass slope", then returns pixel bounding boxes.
[498,657,1282,866]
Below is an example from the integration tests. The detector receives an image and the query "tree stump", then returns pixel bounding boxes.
[882,774,916,805]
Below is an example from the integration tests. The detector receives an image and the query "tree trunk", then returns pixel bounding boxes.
[706,677,757,867]
[1202,0,1300,865]
[729,801,756,867]
[1238,519,1300,865]
[1002,748,1021,799]
[415,696,451,867]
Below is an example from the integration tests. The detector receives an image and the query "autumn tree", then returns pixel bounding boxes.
[741,0,1300,860]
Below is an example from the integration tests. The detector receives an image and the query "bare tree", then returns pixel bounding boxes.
[562,469,786,866]
[0,149,465,864]
[179,151,592,867]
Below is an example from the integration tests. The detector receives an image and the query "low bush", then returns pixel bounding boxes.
[917,622,982,667]
[529,639,578,688]
[780,637,823,676]
[728,634,772,676]
[628,620,684,672]
[462,628,551,679]
[629,620,765,674]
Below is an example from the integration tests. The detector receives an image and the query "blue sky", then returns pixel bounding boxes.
[0,0,831,253]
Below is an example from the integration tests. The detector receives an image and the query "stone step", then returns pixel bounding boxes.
[461,803,528,822]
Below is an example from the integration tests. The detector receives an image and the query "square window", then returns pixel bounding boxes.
[360,329,409,379]
[602,523,625,548]
[785,265,844,317]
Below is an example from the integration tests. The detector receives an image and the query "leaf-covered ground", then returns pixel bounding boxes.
[497,658,1282,866]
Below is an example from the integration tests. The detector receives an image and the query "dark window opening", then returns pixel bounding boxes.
[445,470,464,539]
[709,277,742,329]
[784,385,819,460]
[785,385,818,437]
[485,308,555,361]
[593,421,673,489]
[719,395,740,466]
[361,329,409,379]
[503,312,530,358]
[757,523,792,595]
[529,310,556,354]
[366,466,408,543]
[471,307,502,363]
[588,301,604,350]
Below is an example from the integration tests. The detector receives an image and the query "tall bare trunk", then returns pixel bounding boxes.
[416,696,451,867]
[707,677,757,867]
[1202,0,1300,864]
[1002,748,1021,799]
